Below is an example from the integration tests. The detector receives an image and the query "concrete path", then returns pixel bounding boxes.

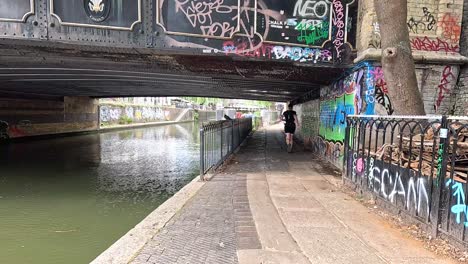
[130,125,455,264]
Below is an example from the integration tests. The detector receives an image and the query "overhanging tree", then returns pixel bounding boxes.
[374,0,426,115]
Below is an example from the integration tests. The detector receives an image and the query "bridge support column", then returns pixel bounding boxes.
[0,96,99,140]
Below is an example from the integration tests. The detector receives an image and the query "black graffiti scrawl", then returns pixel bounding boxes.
[84,0,111,22]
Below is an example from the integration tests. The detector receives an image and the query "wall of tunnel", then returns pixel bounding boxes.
[298,62,466,168]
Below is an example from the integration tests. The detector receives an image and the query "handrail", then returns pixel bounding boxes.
[199,118,252,180]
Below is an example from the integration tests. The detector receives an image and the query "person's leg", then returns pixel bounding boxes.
[287,133,293,152]
[285,133,291,145]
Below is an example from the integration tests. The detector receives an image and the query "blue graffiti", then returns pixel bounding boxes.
[364,67,376,115]
[319,94,355,142]
[446,179,468,227]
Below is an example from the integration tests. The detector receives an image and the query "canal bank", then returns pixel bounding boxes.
[0,122,201,264]
[99,120,195,133]
[108,125,455,264]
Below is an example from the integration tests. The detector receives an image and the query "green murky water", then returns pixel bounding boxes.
[0,123,200,264]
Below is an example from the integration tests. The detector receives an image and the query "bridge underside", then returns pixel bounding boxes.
[0,41,348,102]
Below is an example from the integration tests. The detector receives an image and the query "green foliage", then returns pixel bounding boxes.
[245,100,273,108]
[183,97,222,105]
[183,97,273,108]
[118,116,133,125]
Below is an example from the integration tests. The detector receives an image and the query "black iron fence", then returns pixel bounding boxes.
[344,115,468,244]
[200,118,252,179]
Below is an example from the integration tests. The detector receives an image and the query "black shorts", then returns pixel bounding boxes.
[285,123,296,134]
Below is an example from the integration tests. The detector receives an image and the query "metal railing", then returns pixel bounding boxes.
[200,118,252,179]
[344,115,468,244]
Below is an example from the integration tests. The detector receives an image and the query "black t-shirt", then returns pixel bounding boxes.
[283,110,297,124]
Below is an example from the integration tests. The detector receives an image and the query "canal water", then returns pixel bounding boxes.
[0,122,200,264]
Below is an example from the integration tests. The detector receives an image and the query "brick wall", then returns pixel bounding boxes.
[453,0,468,116]
[358,0,464,53]
[416,64,460,115]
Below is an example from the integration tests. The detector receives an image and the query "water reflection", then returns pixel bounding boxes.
[0,122,200,264]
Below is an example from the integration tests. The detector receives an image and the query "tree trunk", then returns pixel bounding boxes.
[374,0,426,115]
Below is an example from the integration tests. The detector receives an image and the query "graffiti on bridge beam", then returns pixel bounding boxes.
[157,0,357,64]
[222,41,333,62]
[296,20,330,45]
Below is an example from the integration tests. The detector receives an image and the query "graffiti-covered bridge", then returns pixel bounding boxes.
[1,1,468,264]
[0,0,358,102]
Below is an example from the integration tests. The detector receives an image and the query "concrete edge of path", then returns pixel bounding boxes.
[90,176,206,264]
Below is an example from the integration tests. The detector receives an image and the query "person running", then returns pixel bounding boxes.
[282,104,299,153]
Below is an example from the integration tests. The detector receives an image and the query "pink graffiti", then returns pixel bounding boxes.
[223,41,275,59]
[434,66,455,111]
[410,37,459,53]
[369,67,388,93]
[356,158,364,173]
[332,0,345,60]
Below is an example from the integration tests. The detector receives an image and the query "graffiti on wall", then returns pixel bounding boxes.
[0,120,32,139]
[369,5,462,54]
[157,0,357,64]
[315,65,399,164]
[0,121,9,140]
[445,179,468,227]
[316,67,366,165]
[100,105,169,123]
[410,37,459,53]
[369,67,394,115]
[407,7,437,34]
[368,19,381,49]
[438,13,462,45]
[434,66,456,112]
[361,157,431,216]
[298,100,319,138]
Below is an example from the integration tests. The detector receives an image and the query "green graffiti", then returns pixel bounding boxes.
[319,93,355,142]
[436,142,444,187]
[297,21,329,45]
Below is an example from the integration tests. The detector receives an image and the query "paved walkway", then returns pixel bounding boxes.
[131,125,455,264]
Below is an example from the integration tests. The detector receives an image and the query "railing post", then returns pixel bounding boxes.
[200,127,205,181]
[343,115,350,182]
[238,119,240,147]
[231,120,235,154]
[431,115,449,237]
[220,122,223,161]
